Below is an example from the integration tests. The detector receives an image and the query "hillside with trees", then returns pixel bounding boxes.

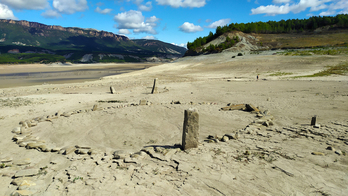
[186,14,348,55]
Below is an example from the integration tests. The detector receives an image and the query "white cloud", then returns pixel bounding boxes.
[0,3,17,19]
[206,18,231,29]
[142,35,156,39]
[272,0,291,3]
[179,22,203,33]
[114,10,159,34]
[0,0,48,10]
[118,29,132,35]
[156,0,206,8]
[41,9,61,18]
[95,7,112,14]
[53,0,88,14]
[139,1,152,11]
[251,0,336,16]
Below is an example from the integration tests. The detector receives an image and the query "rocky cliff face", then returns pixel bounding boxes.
[0,19,129,42]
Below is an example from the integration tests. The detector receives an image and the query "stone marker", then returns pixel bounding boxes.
[311,115,317,126]
[110,86,116,94]
[182,108,199,150]
[151,78,158,94]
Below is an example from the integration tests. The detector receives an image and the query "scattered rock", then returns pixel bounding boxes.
[61,146,76,155]
[221,104,245,111]
[12,127,21,134]
[221,136,229,142]
[245,104,260,113]
[311,152,325,156]
[15,169,39,178]
[326,146,335,151]
[335,150,342,156]
[139,100,147,106]
[92,105,98,111]
[10,190,34,196]
[314,124,321,128]
[13,158,31,166]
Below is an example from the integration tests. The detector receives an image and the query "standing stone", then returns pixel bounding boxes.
[92,105,98,111]
[311,116,317,126]
[110,86,116,94]
[182,108,199,150]
[151,78,158,94]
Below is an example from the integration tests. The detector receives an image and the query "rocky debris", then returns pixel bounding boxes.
[92,104,98,111]
[171,100,181,104]
[110,86,116,94]
[151,78,158,94]
[182,108,199,150]
[221,104,245,111]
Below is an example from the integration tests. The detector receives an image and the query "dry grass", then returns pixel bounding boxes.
[295,61,348,78]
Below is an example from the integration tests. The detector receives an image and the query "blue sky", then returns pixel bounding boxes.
[0,0,347,47]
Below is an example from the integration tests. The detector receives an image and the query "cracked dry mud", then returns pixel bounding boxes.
[1,52,348,195]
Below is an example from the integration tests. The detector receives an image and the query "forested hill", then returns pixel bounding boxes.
[187,14,348,53]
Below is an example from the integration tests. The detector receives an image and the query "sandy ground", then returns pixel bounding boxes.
[0,52,348,196]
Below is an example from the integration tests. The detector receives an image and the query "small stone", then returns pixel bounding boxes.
[13,158,31,166]
[62,112,71,117]
[1,157,13,163]
[311,152,325,156]
[11,190,34,196]
[113,150,127,160]
[139,100,147,106]
[313,124,321,128]
[62,146,76,155]
[326,146,335,151]
[245,104,260,113]
[335,150,342,156]
[18,180,36,190]
[15,169,39,178]
[76,149,89,155]
[207,135,215,139]
[92,105,98,111]
[12,127,21,134]
[222,136,229,142]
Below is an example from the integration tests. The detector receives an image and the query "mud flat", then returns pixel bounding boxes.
[0,52,347,195]
[0,63,159,88]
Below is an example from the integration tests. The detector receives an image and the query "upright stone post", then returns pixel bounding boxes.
[182,108,199,150]
[151,78,158,94]
[311,115,317,126]
[110,86,116,94]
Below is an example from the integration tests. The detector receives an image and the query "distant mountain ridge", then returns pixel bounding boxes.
[0,19,187,63]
